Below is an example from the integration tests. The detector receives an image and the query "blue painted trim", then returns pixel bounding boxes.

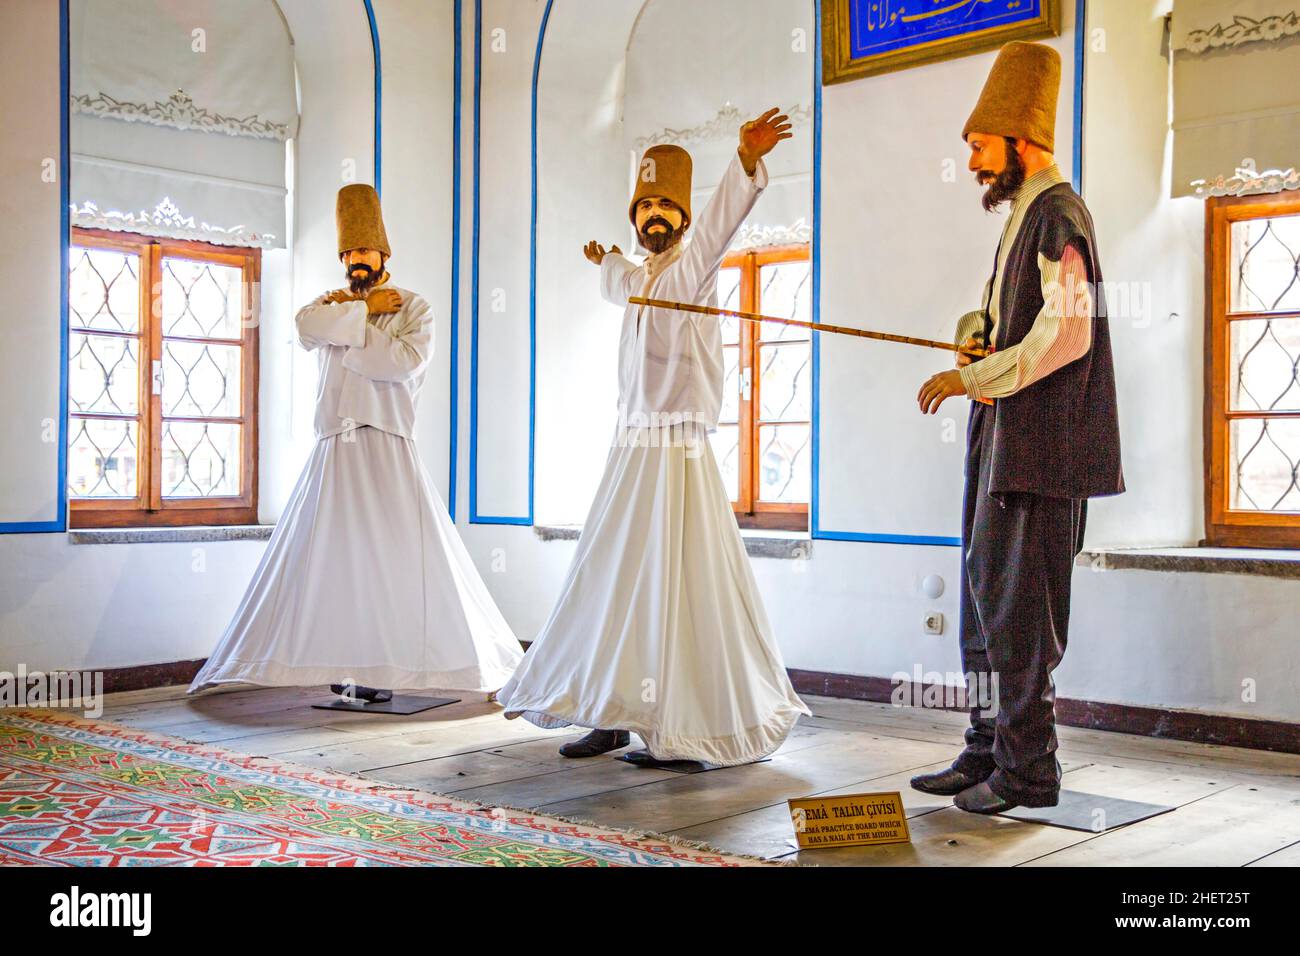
[817,530,963,548]
[809,0,1087,549]
[1072,0,1086,194]
[524,0,550,527]
[363,0,382,196]
[57,0,70,533]
[810,0,824,541]
[2,0,70,535]
[448,0,463,522]
[468,0,544,525]
[468,0,481,521]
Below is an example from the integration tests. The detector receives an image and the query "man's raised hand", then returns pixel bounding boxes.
[739,107,793,174]
[584,241,622,266]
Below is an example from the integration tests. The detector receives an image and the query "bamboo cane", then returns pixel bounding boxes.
[627,295,987,357]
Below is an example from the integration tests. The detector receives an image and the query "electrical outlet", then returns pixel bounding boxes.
[923,612,944,635]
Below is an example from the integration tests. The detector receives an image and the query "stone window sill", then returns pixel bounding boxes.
[69,525,273,545]
[534,525,810,560]
[1079,546,1300,580]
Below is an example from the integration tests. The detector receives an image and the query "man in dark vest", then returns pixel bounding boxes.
[913,41,1124,813]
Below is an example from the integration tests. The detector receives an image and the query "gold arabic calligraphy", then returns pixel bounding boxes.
[863,0,1023,31]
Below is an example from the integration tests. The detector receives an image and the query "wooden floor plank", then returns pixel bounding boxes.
[85,687,1300,866]
[271,717,572,774]
[1022,783,1300,867]
[357,748,584,795]
[670,757,1094,861]
[1245,839,1300,867]
[533,736,957,835]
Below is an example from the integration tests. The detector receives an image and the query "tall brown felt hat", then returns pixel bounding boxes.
[962,41,1061,152]
[336,183,391,258]
[629,145,693,227]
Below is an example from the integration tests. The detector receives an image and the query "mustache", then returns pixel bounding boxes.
[640,216,673,234]
[348,263,375,276]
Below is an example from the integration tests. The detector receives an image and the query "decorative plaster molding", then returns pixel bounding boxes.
[70,198,277,248]
[633,103,813,151]
[732,218,813,250]
[1181,11,1300,53]
[72,89,291,141]
[1192,160,1300,198]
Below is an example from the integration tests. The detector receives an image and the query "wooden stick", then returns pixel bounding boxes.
[627,295,986,357]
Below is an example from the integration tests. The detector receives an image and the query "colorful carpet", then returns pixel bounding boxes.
[0,709,762,867]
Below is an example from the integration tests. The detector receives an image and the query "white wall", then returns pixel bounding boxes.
[371,0,458,503]
[470,0,537,520]
[0,0,62,525]
[3,1,1296,728]
[0,0,456,675]
[533,0,643,525]
[1082,0,1205,548]
[454,0,1300,728]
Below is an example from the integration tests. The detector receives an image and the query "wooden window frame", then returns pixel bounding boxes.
[721,243,811,533]
[69,227,260,529]
[1204,191,1300,548]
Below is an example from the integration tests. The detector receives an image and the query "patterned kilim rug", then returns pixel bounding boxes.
[0,709,767,867]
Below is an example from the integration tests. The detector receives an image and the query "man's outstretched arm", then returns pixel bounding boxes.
[670,108,791,302]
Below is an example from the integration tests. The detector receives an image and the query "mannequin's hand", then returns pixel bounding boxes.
[323,289,358,304]
[917,369,968,415]
[738,107,792,174]
[956,336,983,368]
[584,241,622,266]
[365,288,403,316]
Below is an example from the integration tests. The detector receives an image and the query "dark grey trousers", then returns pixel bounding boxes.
[952,401,1087,807]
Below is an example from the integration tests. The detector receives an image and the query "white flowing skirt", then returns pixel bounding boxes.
[497,424,810,766]
[189,426,524,694]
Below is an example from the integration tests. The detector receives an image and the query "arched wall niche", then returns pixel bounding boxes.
[532,0,817,525]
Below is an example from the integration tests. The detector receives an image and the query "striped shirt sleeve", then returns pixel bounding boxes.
[952,275,991,350]
[959,243,1093,401]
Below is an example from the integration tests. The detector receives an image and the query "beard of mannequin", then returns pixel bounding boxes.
[979,137,1026,212]
[347,261,383,295]
[639,216,686,255]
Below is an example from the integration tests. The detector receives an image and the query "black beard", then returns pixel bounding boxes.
[640,218,685,254]
[980,140,1027,212]
[347,264,380,295]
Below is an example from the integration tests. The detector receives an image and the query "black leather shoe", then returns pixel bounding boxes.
[910,767,984,795]
[953,781,1020,814]
[330,683,393,704]
[559,729,630,758]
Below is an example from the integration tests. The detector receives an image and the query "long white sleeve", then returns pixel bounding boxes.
[600,253,640,306]
[295,298,368,351]
[666,153,768,303]
[341,295,434,384]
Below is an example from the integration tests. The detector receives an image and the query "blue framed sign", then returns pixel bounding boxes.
[823,0,1061,84]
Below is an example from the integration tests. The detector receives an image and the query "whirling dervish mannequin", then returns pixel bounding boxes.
[190,184,523,701]
[496,108,811,767]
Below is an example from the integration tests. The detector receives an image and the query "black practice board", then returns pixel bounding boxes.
[311,694,461,715]
[997,789,1175,832]
[617,750,771,774]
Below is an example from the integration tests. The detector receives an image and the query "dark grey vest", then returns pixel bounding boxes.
[982,182,1125,500]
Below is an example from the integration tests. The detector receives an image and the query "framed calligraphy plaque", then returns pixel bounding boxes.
[822,0,1061,85]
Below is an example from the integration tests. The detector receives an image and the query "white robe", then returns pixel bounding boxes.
[189,282,524,695]
[497,156,811,765]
